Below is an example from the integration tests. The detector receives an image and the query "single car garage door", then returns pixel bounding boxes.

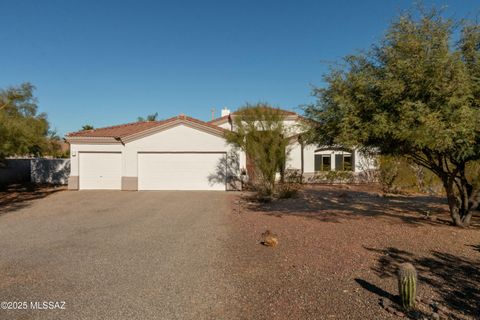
[138,153,226,190]
[79,152,122,190]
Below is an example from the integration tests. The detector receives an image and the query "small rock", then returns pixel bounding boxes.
[436,304,449,314]
[431,312,440,320]
[386,306,396,314]
[379,298,385,306]
[394,310,405,317]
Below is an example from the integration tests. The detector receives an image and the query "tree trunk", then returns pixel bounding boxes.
[443,178,473,227]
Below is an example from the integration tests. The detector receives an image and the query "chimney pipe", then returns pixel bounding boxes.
[221,107,230,117]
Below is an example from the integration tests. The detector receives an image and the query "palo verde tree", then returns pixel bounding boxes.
[225,103,291,197]
[305,9,480,227]
[0,83,51,160]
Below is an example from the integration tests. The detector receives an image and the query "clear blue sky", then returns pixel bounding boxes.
[1,1,478,136]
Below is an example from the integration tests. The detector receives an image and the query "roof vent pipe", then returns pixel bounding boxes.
[221,107,230,117]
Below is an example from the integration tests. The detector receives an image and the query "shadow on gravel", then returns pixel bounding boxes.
[0,183,65,215]
[365,246,480,318]
[468,244,480,253]
[243,185,474,227]
[355,278,396,302]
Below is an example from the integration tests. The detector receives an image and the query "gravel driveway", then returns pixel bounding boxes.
[0,191,237,320]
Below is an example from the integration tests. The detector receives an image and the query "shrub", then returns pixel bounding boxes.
[275,170,302,199]
[378,156,401,193]
[276,182,300,199]
[325,171,354,184]
[378,156,444,195]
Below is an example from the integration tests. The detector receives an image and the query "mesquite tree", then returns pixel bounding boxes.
[305,9,480,227]
[0,83,51,160]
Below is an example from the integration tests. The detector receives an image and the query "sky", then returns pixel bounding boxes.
[0,0,479,136]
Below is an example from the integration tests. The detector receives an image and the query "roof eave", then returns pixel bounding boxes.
[65,136,122,144]
[121,118,226,143]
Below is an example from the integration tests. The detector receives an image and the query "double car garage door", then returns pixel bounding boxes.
[78,152,225,190]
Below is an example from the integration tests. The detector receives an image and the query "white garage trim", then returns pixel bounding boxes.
[137,152,226,191]
[79,152,122,190]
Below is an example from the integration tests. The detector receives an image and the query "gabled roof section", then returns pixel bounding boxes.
[67,120,164,138]
[208,107,300,125]
[66,115,227,144]
[209,114,230,125]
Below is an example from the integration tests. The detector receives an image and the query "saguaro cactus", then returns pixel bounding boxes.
[397,263,417,309]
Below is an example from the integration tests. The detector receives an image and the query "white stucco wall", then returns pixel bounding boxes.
[303,144,317,173]
[216,121,232,130]
[69,144,125,177]
[125,124,234,177]
[286,141,302,170]
[285,142,375,174]
[70,124,247,178]
[69,117,376,185]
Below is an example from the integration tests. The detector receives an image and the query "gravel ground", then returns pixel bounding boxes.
[0,190,238,320]
[0,186,478,320]
[228,184,479,320]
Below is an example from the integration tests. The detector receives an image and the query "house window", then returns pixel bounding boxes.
[315,154,331,172]
[335,154,353,171]
[344,155,352,171]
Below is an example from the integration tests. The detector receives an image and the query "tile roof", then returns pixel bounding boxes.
[208,107,298,124]
[208,114,230,124]
[67,115,225,139]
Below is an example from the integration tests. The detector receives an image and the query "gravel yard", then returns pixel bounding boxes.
[0,185,478,319]
[228,184,479,320]
[0,190,238,320]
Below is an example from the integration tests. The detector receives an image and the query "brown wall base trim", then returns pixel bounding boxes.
[122,177,138,191]
[68,176,79,190]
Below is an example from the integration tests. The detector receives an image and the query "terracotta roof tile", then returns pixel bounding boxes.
[208,107,298,124]
[208,114,230,124]
[67,115,225,139]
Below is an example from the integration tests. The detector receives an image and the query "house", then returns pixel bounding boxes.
[65,108,374,190]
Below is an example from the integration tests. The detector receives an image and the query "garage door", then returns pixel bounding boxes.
[79,152,121,190]
[138,153,226,190]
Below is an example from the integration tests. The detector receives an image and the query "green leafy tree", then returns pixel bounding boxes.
[0,83,50,160]
[305,9,480,227]
[81,124,94,131]
[137,112,158,122]
[225,103,290,197]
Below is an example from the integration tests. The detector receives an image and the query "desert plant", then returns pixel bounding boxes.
[356,151,379,183]
[305,7,480,226]
[326,170,354,184]
[225,103,292,197]
[137,112,158,122]
[0,83,52,160]
[397,263,417,310]
[275,170,302,198]
[276,182,300,199]
[379,156,401,193]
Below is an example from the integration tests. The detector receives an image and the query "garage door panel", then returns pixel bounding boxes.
[79,153,121,190]
[138,153,225,190]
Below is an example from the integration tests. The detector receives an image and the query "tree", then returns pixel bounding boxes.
[137,112,158,122]
[43,129,69,158]
[305,9,480,227]
[225,103,290,197]
[0,83,51,160]
[81,124,94,131]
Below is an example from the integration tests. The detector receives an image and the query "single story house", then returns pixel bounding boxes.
[65,108,374,190]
